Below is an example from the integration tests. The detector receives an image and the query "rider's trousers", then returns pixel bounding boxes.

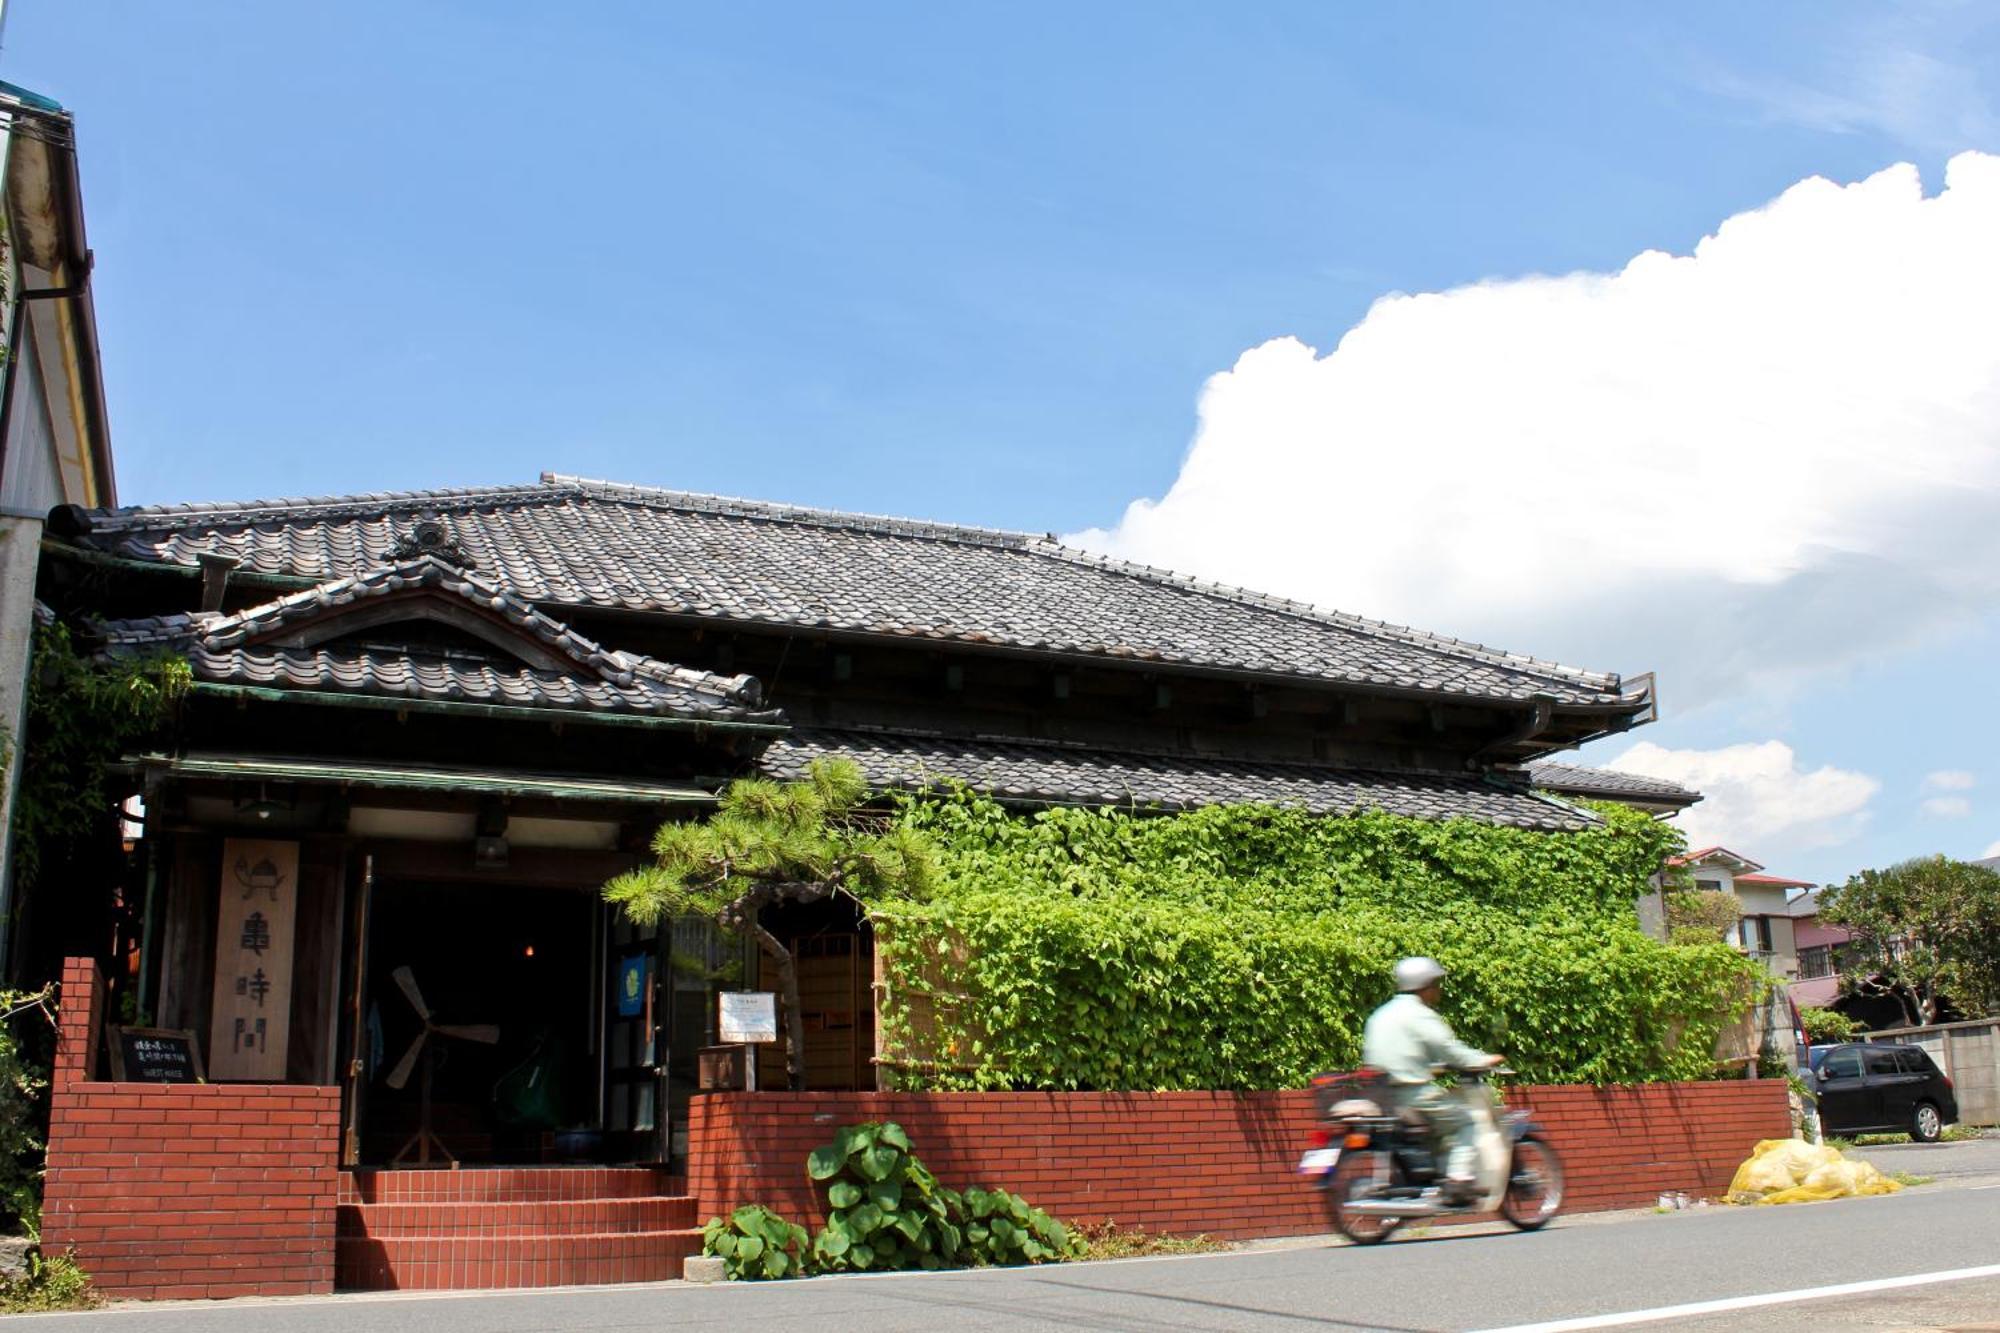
[1399,1084,1477,1179]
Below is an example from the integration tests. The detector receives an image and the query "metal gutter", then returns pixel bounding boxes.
[189,679,790,735]
[0,89,114,506]
[123,751,720,805]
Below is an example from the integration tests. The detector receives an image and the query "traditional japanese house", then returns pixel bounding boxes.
[31,474,1661,1291]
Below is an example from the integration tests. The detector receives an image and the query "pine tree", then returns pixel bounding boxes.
[605,760,935,1090]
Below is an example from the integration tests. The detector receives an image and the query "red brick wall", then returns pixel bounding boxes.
[687,1080,1791,1240]
[39,958,342,1301]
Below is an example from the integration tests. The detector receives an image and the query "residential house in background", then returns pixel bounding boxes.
[0,80,117,976]
[1788,889,1860,1011]
[1666,846,1812,978]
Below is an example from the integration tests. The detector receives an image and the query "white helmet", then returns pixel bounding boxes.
[1394,957,1446,993]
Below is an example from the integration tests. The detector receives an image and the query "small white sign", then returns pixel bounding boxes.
[719,991,779,1044]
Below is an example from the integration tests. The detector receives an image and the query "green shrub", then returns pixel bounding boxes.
[701,1205,811,1280]
[807,1121,964,1272]
[1800,1007,1862,1045]
[0,1249,97,1313]
[873,790,1755,1091]
[0,987,54,1231]
[958,1187,1077,1265]
[805,1121,1080,1273]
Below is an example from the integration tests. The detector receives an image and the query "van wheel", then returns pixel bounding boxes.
[1912,1102,1943,1143]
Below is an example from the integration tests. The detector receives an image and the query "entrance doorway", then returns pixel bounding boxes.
[358,880,597,1165]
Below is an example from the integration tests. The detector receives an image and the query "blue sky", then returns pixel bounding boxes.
[7,3,1999,883]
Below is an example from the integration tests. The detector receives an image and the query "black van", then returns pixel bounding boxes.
[1809,1043,1958,1141]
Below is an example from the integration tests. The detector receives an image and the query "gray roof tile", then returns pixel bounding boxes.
[762,728,1598,831]
[1525,760,1700,806]
[178,645,765,719]
[82,477,1649,710]
[99,554,781,723]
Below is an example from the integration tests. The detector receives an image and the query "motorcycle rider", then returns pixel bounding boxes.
[1361,957,1504,1204]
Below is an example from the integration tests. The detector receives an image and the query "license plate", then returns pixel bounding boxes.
[1297,1148,1340,1175]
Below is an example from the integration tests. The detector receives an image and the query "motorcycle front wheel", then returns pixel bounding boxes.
[1325,1152,1404,1245]
[1500,1133,1565,1231]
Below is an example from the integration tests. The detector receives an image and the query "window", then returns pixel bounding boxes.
[1865,1048,1901,1075]
[1736,916,1773,953]
[1897,1048,1933,1075]
[1798,945,1832,979]
[1821,1048,1862,1079]
[1695,878,1724,894]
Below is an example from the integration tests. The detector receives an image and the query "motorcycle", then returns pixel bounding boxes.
[1297,1065,1564,1244]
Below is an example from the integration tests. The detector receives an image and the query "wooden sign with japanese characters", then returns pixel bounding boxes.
[206,839,299,1080]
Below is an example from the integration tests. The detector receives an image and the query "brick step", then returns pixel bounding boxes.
[335,1228,703,1291]
[337,1195,699,1239]
[341,1167,676,1205]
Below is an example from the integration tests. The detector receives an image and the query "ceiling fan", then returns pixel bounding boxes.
[385,965,499,1166]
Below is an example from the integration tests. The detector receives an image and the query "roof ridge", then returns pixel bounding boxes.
[544,473,1039,550]
[1022,540,1631,695]
[84,481,576,532]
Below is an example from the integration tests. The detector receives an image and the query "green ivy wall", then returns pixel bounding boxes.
[872,794,1756,1091]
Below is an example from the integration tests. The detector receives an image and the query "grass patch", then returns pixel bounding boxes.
[0,1248,99,1313]
[1068,1221,1227,1261]
[1888,1172,1934,1187]
[1836,1124,1990,1148]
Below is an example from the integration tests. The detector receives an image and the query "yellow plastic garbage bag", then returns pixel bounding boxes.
[1726,1137,1903,1205]
[1725,1138,1836,1196]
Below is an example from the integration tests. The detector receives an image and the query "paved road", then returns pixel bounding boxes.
[12,1139,1999,1332]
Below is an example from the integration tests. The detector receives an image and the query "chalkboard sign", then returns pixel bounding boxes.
[108,1027,204,1084]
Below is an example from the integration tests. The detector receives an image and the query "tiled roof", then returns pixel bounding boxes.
[99,555,780,724]
[758,728,1599,831]
[1668,846,1763,873]
[79,476,1650,710]
[1525,761,1701,807]
[175,646,776,720]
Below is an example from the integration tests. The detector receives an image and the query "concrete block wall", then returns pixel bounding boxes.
[39,957,342,1300]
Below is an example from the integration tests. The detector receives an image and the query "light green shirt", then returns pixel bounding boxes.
[1361,992,1491,1086]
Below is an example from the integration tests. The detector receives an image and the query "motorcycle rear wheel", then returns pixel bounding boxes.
[1326,1153,1404,1245]
[1500,1133,1564,1231]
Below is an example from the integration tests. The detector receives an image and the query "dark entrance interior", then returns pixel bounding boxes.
[360,880,596,1165]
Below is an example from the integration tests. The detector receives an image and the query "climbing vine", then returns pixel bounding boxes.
[0,985,53,1231]
[873,790,1758,1090]
[10,623,190,897]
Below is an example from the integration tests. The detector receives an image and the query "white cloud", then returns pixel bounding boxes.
[1985,840,2000,859]
[1072,154,2000,709]
[1605,739,1879,856]
[1923,769,1976,791]
[1923,796,1972,818]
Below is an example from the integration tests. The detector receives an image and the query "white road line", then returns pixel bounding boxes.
[1474,1262,2000,1332]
